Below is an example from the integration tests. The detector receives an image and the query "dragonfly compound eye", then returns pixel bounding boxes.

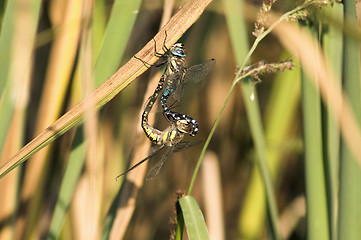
[171,43,186,57]
[176,119,192,134]
[175,115,199,136]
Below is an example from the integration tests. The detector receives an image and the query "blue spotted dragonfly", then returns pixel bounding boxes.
[136,39,216,137]
[116,39,214,180]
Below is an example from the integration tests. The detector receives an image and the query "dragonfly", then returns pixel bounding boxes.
[116,38,215,179]
[139,59,199,144]
[136,38,215,137]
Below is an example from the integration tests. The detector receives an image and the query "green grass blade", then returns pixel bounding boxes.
[178,196,209,240]
[222,0,249,65]
[321,3,343,240]
[0,0,13,97]
[92,0,106,59]
[239,57,301,239]
[0,0,42,163]
[47,129,86,240]
[0,83,15,153]
[94,0,142,87]
[338,1,361,239]
[174,200,185,240]
[302,22,330,240]
[0,1,18,152]
[240,83,281,240]
[301,38,330,240]
[223,0,280,239]
[187,0,250,195]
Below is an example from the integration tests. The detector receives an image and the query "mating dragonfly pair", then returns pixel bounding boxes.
[116,36,215,180]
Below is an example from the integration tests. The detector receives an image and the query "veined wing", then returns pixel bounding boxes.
[146,145,175,180]
[116,139,202,180]
[115,144,165,180]
[172,59,216,102]
[184,58,216,84]
[172,140,202,152]
[146,139,202,180]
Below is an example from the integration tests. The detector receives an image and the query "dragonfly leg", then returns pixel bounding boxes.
[153,31,169,57]
[134,31,170,68]
[162,31,169,53]
[153,38,163,57]
[134,55,167,68]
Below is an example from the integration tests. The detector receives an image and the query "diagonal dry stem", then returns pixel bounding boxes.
[0,0,215,179]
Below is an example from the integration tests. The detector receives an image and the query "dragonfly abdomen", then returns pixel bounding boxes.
[141,75,165,143]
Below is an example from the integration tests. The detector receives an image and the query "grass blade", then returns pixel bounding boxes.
[338,0,361,239]
[94,0,142,87]
[239,57,301,239]
[178,196,209,240]
[47,129,86,239]
[223,0,281,239]
[301,26,329,240]
[321,3,343,240]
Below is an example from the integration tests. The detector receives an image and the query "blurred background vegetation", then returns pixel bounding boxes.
[1,0,360,239]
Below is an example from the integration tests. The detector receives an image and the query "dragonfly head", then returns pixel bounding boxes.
[168,112,198,137]
[170,43,186,57]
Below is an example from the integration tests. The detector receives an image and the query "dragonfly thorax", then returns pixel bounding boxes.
[167,57,187,74]
[159,126,185,146]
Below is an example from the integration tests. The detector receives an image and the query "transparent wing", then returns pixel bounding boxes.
[172,59,216,101]
[173,140,202,152]
[146,145,175,180]
[146,140,202,180]
[115,144,164,180]
[184,59,216,84]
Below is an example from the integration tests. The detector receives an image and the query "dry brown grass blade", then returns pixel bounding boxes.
[202,151,225,240]
[0,0,215,179]
[107,2,175,239]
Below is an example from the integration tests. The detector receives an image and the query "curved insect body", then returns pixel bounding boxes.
[158,44,216,137]
[116,40,214,180]
[141,64,193,145]
[141,42,202,139]
[117,85,194,180]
